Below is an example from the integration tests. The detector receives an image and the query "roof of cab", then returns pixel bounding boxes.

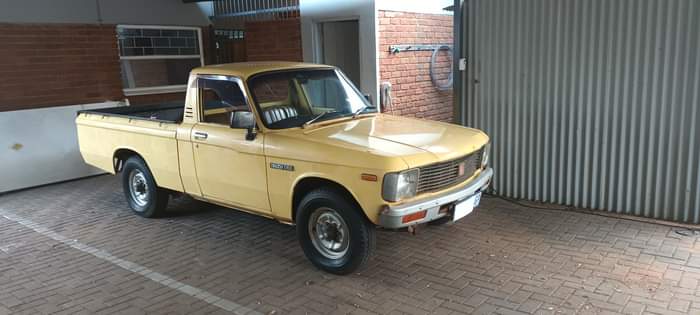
[190,61,334,79]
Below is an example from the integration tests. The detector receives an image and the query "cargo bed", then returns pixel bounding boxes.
[76,102,184,191]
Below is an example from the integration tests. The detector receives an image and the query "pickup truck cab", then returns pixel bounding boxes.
[76,62,493,274]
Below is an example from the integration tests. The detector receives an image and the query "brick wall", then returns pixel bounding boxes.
[244,17,303,62]
[378,11,454,122]
[0,23,124,112]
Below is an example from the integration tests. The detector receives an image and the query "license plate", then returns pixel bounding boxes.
[453,192,482,222]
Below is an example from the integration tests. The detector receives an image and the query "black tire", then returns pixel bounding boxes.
[296,188,375,275]
[121,156,169,218]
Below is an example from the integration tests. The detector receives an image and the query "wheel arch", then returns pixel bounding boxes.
[291,176,370,224]
[113,147,143,173]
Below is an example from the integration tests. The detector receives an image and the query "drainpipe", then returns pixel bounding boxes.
[452,0,467,125]
[95,0,103,24]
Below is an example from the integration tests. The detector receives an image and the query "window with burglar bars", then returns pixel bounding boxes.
[117,25,204,96]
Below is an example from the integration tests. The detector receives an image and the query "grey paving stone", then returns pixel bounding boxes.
[0,175,698,314]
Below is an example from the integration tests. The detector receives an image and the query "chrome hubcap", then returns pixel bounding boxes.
[308,207,349,259]
[128,169,149,208]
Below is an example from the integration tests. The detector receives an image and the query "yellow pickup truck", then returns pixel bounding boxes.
[76,62,492,274]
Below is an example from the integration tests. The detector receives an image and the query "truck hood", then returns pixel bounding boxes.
[298,114,489,168]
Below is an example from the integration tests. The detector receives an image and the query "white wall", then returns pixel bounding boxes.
[0,102,121,193]
[300,0,378,106]
[0,0,212,26]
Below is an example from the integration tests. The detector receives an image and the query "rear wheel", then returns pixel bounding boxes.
[296,188,375,275]
[121,156,169,218]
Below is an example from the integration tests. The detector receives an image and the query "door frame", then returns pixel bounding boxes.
[310,17,361,64]
[190,74,271,212]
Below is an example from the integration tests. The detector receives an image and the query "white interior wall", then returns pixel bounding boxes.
[0,102,121,193]
[300,0,378,107]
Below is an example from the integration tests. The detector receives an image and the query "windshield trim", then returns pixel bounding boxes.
[246,67,375,130]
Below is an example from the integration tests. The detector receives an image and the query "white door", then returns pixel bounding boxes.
[319,20,361,87]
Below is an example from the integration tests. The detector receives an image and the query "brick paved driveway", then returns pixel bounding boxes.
[0,175,698,315]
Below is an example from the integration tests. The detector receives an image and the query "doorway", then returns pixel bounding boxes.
[214,29,247,64]
[318,20,360,87]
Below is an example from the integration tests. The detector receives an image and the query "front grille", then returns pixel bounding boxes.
[417,148,483,194]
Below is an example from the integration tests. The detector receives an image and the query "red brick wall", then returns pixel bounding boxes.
[244,17,303,62]
[378,11,454,122]
[0,23,124,112]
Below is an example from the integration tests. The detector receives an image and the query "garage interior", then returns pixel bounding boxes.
[0,0,699,314]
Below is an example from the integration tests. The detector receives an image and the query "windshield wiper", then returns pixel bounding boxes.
[303,106,374,128]
[303,111,335,128]
[352,105,376,119]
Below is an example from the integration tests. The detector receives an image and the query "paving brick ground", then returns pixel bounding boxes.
[0,175,699,314]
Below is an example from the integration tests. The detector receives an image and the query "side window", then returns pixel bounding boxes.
[197,77,251,127]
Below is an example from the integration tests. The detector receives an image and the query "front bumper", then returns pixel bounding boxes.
[378,167,493,228]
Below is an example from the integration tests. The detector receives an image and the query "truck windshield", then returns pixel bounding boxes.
[248,69,375,129]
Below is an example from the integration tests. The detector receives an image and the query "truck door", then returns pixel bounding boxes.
[191,75,271,213]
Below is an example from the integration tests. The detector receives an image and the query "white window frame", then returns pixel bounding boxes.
[118,24,205,96]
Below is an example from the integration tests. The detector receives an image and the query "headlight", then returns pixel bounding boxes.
[481,143,491,168]
[382,168,420,202]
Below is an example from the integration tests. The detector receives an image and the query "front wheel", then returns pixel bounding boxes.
[296,188,375,275]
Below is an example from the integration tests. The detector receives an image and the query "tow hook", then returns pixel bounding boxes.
[407,225,417,235]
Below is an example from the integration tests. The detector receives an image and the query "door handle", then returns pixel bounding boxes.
[193,131,208,140]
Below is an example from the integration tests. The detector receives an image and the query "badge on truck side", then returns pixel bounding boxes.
[270,162,294,171]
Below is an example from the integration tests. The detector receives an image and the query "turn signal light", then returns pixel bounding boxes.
[401,210,427,223]
[361,173,378,181]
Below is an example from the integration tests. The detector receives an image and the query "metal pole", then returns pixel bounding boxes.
[452,0,464,125]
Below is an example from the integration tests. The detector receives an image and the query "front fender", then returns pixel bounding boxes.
[266,158,385,225]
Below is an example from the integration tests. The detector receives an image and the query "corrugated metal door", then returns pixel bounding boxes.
[463,0,700,223]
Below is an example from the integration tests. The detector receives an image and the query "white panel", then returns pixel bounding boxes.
[0,102,122,193]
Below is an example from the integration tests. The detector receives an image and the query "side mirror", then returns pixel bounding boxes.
[246,126,257,141]
[363,93,373,105]
[230,111,257,140]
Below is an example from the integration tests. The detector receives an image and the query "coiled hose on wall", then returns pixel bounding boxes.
[429,45,454,91]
